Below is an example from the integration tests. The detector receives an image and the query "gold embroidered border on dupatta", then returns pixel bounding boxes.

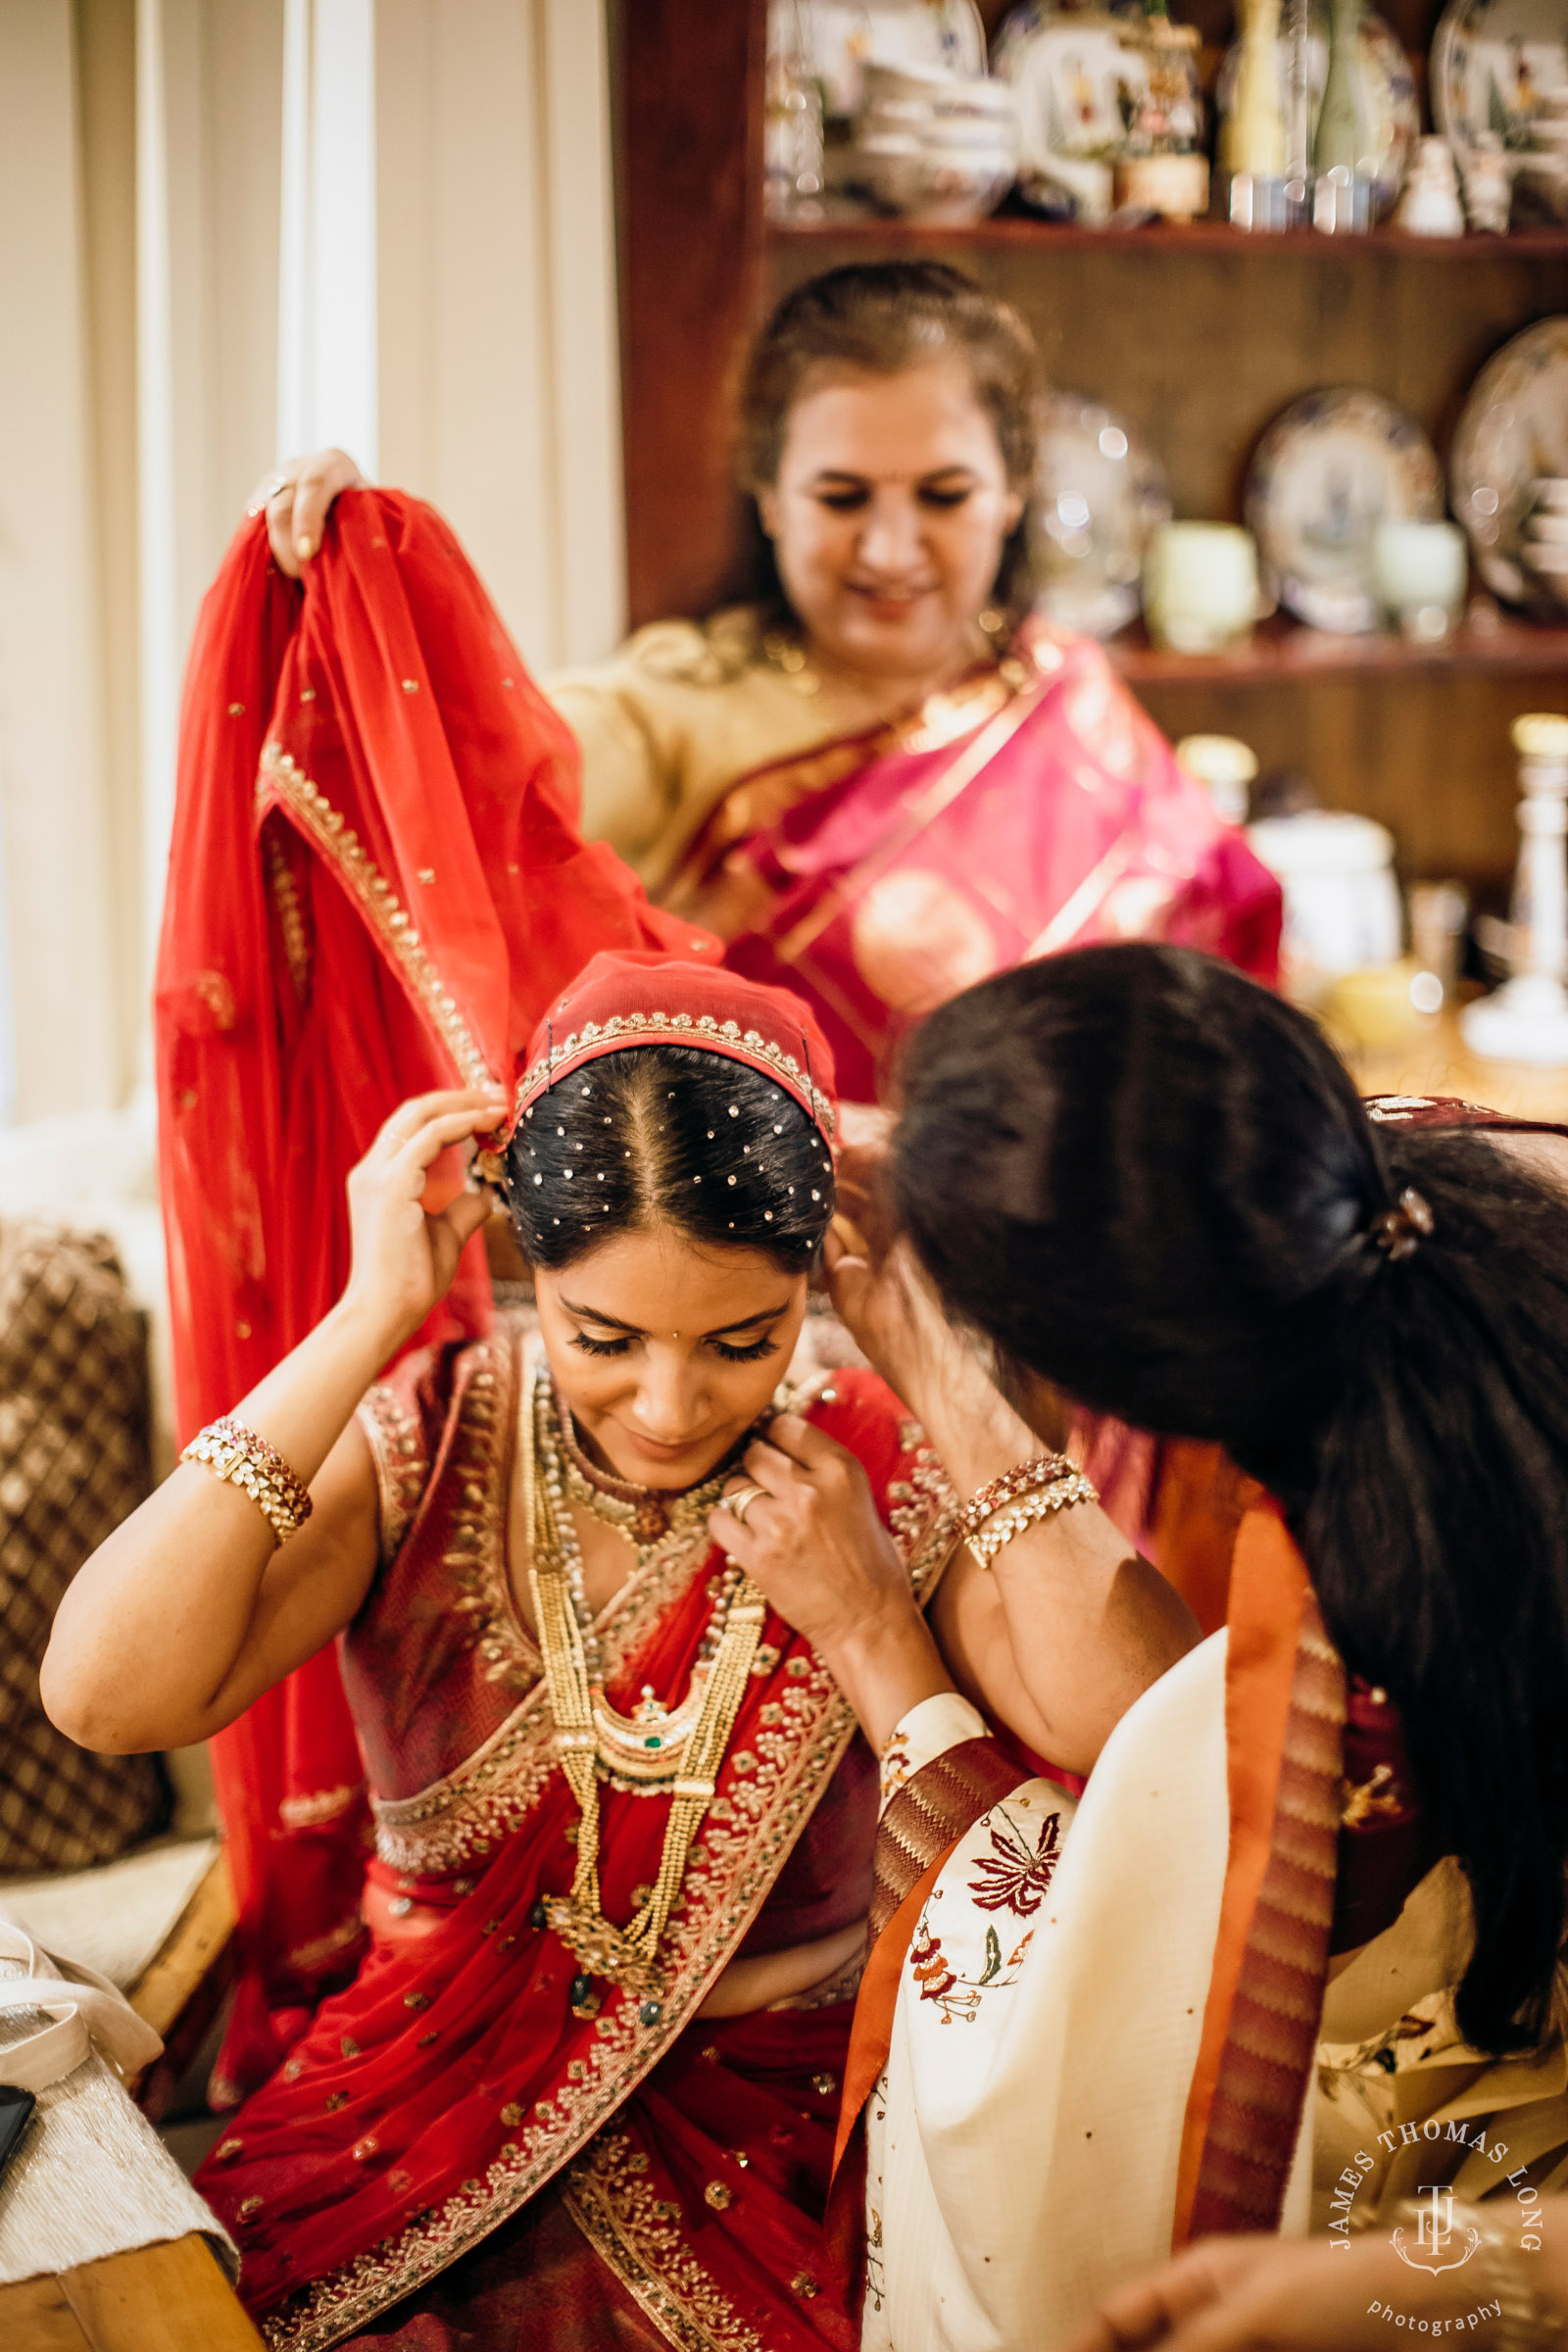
[564,2132,767,2352]
[263,819,314,1009]
[264,1345,959,2350]
[258,739,497,1092]
[514,1008,838,1143]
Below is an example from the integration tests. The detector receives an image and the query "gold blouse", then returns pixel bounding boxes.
[546,608,865,895]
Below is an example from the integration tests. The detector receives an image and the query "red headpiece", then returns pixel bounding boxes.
[509,952,838,1149]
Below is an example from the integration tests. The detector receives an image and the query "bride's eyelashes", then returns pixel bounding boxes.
[569,1331,631,1359]
[567,1330,780,1365]
[711,1334,779,1364]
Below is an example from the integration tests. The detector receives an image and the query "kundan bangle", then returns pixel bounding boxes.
[959,1452,1099,1572]
[181,1416,315,1545]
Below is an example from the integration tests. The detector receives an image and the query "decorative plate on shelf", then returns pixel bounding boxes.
[1214,6,1420,220]
[1450,316,1568,614]
[792,0,988,122]
[1033,393,1171,639]
[1244,390,1445,635]
[1432,0,1568,163]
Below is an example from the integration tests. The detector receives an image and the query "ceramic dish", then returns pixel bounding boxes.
[1034,393,1172,639]
[794,0,987,122]
[1450,317,1568,615]
[858,62,1020,220]
[1432,0,1568,166]
[1244,389,1445,635]
[993,1,1148,221]
[1213,6,1420,220]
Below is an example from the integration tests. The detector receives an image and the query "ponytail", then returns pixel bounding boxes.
[1300,1127,1568,2049]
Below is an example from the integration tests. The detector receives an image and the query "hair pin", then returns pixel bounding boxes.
[1370,1186,1435,1262]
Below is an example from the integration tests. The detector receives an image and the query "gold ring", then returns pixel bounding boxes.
[248,474,294,518]
[723,1483,769,1527]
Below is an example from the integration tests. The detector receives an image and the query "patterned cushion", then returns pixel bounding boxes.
[0,1222,167,1871]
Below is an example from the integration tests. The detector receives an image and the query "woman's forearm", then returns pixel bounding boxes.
[814,1598,955,1755]
[42,1293,397,1751]
[905,1354,1199,1773]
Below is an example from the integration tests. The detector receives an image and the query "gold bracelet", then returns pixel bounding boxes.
[958,1453,1076,1538]
[181,1416,314,1546]
[966,1471,1099,1571]
[1389,2197,1566,2348]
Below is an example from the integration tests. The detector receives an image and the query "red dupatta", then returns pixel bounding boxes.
[155,492,714,2097]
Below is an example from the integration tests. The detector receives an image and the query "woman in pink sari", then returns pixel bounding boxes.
[270,263,1279,1101]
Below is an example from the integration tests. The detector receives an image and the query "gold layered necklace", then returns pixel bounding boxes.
[525,1364,765,2006]
[556,1400,738,1565]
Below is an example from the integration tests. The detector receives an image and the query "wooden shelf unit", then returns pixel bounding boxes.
[1107,612,1568,687]
[769,216,1568,261]
[614,0,1568,903]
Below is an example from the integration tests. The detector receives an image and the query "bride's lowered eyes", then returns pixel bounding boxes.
[565,1318,787,1365]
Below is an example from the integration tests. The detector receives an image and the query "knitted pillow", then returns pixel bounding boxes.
[0,1223,167,1872]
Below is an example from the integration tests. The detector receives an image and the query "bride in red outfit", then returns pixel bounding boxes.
[44,497,1196,2344]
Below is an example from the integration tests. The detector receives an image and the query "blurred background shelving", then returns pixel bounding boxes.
[617,0,1568,907]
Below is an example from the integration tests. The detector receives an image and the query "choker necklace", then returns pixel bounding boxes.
[555,1399,739,1557]
[527,1364,765,2004]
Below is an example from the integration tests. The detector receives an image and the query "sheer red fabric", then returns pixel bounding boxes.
[155,492,713,2098]
[509,949,838,1148]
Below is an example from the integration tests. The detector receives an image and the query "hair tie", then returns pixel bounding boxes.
[1369,1185,1435,1262]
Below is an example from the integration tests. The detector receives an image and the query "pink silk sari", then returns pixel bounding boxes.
[663,625,1281,1101]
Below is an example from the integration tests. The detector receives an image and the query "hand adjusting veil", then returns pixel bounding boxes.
[155,491,716,2100]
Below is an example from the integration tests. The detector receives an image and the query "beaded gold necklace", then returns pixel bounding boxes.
[525,1363,765,2005]
[556,1400,739,1562]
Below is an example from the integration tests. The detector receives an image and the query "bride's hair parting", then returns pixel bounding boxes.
[893,942,1568,2057]
[505,1044,834,1276]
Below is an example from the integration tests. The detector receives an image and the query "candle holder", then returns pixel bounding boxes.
[1461,713,1568,1066]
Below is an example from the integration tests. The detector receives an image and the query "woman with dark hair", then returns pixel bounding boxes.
[262,261,1280,1102]
[716,942,1568,2348]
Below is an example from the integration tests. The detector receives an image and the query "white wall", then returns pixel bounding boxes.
[138,0,284,1059]
[377,0,624,671]
[0,1,122,1122]
[0,0,625,1128]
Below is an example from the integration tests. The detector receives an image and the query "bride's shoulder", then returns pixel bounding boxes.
[795,1364,943,1481]
[364,1326,516,1452]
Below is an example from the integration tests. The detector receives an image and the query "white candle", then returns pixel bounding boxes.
[1143,524,1259,654]
[1369,519,1468,639]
